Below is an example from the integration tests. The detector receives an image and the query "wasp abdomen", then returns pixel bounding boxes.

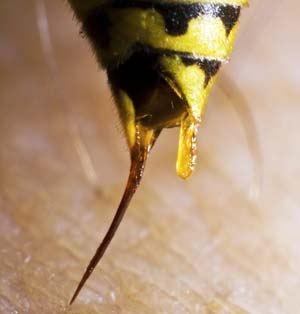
[77,0,248,175]
[68,0,248,303]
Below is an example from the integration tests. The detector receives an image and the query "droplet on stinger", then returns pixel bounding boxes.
[176,115,199,179]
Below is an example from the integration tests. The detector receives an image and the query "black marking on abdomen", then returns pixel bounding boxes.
[106,1,241,36]
[108,51,187,128]
[217,5,241,35]
[181,57,221,87]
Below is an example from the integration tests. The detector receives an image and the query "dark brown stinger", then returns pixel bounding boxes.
[70,127,161,304]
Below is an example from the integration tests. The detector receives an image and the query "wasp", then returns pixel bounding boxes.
[67,0,249,304]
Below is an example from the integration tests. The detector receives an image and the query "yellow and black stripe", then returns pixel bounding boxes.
[68,0,248,303]
[82,1,244,64]
[69,0,248,178]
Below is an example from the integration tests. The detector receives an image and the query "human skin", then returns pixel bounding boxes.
[1,1,300,314]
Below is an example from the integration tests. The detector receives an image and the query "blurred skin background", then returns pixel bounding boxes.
[1,0,300,313]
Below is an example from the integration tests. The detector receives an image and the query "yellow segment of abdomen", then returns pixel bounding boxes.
[100,8,239,66]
